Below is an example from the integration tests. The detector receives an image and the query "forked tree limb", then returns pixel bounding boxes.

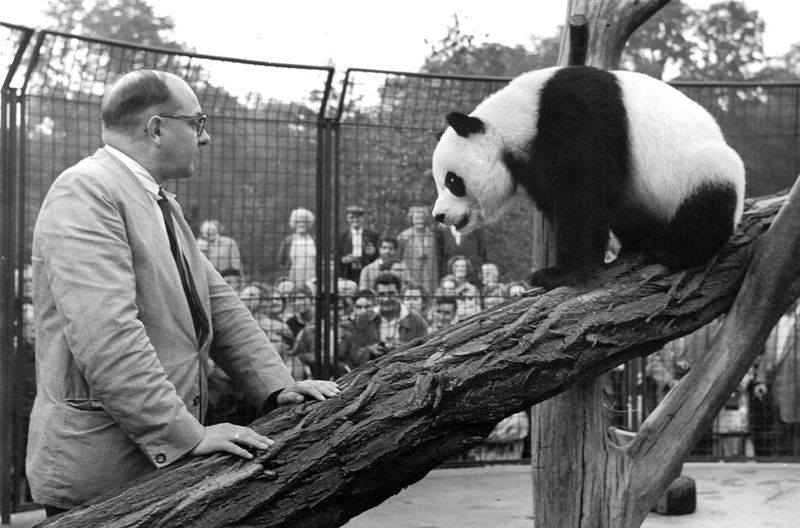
[556,0,671,68]
[37,189,789,528]
[623,186,800,525]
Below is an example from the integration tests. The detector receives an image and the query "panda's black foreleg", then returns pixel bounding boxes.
[528,195,609,289]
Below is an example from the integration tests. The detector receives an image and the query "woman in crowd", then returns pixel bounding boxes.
[278,207,317,286]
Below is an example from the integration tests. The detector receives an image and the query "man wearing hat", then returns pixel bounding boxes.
[338,205,379,282]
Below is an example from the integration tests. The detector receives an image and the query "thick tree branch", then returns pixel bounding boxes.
[37,190,787,528]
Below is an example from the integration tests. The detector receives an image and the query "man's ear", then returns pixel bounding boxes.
[144,115,163,145]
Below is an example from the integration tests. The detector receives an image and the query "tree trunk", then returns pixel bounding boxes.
[532,1,672,526]
[37,189,794,528]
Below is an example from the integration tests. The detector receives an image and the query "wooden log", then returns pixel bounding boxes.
[37,190,788,528]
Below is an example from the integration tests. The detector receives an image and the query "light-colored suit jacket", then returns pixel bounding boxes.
[27,148,294,508]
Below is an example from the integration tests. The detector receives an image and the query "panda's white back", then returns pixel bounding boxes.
[614,70,745,224]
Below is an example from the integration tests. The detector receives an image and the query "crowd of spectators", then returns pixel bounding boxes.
[195,205,534,379]
[194,205,533,455]
[189,204,800,460]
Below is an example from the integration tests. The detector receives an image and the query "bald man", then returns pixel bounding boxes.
[27,70,340,515]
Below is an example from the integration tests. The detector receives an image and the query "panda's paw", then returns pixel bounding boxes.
[528,266,589,290]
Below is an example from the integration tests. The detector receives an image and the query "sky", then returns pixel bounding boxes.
[3,0,800,72]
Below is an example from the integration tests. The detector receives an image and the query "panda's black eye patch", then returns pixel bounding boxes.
[445,172,466,197]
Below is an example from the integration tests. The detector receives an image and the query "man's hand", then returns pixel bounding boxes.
[190,423,274,459]
[277,379,341,405]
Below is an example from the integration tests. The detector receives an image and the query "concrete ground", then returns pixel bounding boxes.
[4,462,799,527]
[344,462,800,528]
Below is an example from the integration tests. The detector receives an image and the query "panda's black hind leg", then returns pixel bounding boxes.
[646,182,739,270]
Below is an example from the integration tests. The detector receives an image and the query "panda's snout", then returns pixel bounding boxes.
[434,213,446,224]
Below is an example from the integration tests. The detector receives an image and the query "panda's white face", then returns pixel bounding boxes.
[431,118,515,233]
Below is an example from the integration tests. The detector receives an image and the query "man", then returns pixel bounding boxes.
[358,236,409,291]
[285,285,315,338]
[27,70,339,515]
[339,288,376,371]
[350,272,427,362]
[428,295,458,333]
[337,205,379,283]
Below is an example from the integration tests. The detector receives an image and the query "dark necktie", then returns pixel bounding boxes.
[157,188,210,345]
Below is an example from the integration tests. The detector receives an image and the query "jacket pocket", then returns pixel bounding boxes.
[63,398,104,412]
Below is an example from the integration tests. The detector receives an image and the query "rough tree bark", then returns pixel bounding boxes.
[532,1,673,526]
[37,188,794,527]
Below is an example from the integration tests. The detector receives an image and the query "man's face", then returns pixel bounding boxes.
[433,302,456,328]
[403,288,423,313]
[379,241,396,260]
[201,222,219,241]
[267,293,285,317]
[238,285,263,313]
[481,264,498,286]
[353,296,374,318]
[390,263,405,277]
[440,279,456,296]
[410,210,426,228]
[347,213,363,229]
[452,259,468,279]
[154,75,210,181]
[376,284,400,314]
[294,294,314,318]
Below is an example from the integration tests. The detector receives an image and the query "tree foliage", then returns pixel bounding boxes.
[677,0,766,81]
[621,0,694,79]
[421,14,559,77]
[43,0,185,50]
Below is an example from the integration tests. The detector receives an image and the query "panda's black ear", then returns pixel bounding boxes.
[446,112,486,137]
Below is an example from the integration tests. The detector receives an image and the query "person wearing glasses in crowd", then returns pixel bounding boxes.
[27,69,340,516]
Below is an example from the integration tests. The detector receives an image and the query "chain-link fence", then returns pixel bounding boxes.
[3,22,800,518]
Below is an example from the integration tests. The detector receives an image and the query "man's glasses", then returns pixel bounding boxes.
[156,113,207,138]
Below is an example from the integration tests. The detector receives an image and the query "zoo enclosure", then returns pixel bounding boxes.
[3,22,800,518]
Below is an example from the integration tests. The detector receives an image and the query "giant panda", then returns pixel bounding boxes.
[431,65,746,288]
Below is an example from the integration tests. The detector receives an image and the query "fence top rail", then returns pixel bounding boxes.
[31,27,335,74]
[343,66,512,83]
[344,67,800,88]
[6,24,335,119]
[672,80,800,88]
[0,20,34,32]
